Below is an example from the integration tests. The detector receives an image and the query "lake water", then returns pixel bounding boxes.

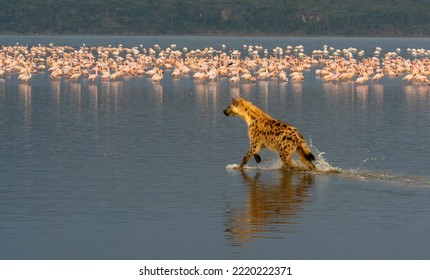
[0,36,430,259]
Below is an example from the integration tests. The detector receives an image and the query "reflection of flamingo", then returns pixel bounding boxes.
[18,83,32,126]
[226,170,313,245]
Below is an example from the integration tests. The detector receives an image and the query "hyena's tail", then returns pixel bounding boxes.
[297,141,316,170]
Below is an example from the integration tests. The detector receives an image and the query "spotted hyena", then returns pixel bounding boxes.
[223,97,316,170]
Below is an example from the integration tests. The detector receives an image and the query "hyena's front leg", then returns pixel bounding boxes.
[240,144,260,168]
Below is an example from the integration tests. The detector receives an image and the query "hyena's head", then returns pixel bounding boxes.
[223,97,246,117]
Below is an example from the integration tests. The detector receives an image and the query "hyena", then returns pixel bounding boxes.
[223,97,316,170]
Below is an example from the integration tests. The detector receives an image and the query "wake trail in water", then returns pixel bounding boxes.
[226,146,430,187]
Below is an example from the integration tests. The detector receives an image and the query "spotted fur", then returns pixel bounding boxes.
[223,97,316,170]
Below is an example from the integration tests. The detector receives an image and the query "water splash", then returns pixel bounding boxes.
[226,159,284,171]
[225,152,338,172]
[310,143,341,173]
[226,144,430,187]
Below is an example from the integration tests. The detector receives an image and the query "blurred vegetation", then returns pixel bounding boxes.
[1,0,430,36]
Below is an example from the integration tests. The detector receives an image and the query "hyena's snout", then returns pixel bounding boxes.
[223,107,231,116]
[223,102,238,116]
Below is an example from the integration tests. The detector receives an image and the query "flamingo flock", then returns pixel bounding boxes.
[2,42,430,86]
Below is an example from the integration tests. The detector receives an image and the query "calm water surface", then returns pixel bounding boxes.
[0,36,430,259]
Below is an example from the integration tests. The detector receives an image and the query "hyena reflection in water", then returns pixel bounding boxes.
[223,97,316,170]
[226,170,314,245]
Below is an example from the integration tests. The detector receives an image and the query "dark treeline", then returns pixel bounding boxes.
[1,0,430,36]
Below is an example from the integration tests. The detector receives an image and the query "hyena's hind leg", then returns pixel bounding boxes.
[279,147,295,169]
[297,146,316,170]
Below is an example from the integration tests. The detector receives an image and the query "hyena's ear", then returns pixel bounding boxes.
[238,97,247,103]
[232,97,239,106]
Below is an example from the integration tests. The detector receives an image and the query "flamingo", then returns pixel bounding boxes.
[18,67,32,82]
[50,68,62,79]
[100,68,111,80]
[229,72,240,83]
[355,73,368,84]
[70,67,82,81]
[88,68,99,81]
[256,65,269,80]
[278,71,288,82]
[151,69,164,82]
[109,66,122,80]
[146,67,159,77]
[193,71,207,80]
[207,68,218,81]
[372,69,384,81]
[171,68,181,79]
[241,72,254,81]
[402,73,415,82]
[290,71,304,81]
